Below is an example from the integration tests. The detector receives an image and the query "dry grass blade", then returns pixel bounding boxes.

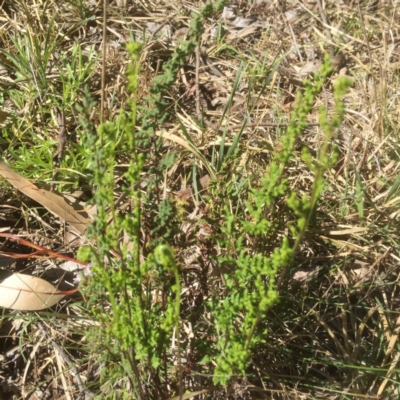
[156,129,216,179]
[314,311,349,361]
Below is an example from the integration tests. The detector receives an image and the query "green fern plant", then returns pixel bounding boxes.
[80,1,350,394]
[80,2,229,397]
[207,55,352,385]
[79,42,180,398]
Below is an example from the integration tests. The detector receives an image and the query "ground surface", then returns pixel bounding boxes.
[0,1,400,399]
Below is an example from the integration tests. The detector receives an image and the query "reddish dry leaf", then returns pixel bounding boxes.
[0,272,67,311]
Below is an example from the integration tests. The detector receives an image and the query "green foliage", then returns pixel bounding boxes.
[58,43,97,108]
[0,19,97,187]
[0,16,95,100]
[137,0,228,147]
[137,4,228,254]
[83,3,229,397]
[208,55,351,385]
[82,41,180,395]
[82,5,350,396]
[1,2,395,398]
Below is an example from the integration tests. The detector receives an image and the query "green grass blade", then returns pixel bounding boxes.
[384,172,400,204]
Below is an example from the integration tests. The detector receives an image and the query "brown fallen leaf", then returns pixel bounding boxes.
[227,25,258,41]
[177,188,193,203]
[0,160,89,234]
[296,61,321,77]
[0,272,74,310]
[199,174,210,190]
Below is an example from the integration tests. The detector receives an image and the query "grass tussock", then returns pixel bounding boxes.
[0,0,400,399]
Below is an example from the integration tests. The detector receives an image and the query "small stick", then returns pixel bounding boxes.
[357,2,381,139]
[0,232,88,265]
[195,44,202,120]
[204,119,320,133]
[288,23,303,62]
[316,0,335,57]
[100,0,107,127]
[51,108,67,191]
